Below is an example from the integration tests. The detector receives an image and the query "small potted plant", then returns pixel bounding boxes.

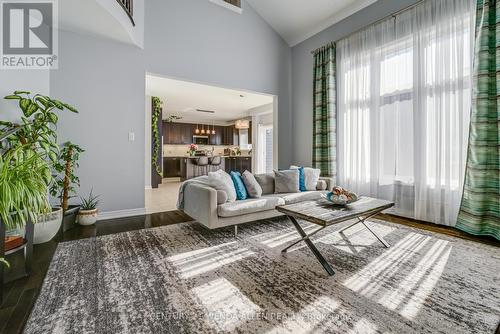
[77,189,100,226]
[187,144,198,156]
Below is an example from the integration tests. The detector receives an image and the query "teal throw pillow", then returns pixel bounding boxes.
[230,171,248,200]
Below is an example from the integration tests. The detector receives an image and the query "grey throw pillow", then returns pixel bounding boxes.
[316,180,327,191]
[216,190,228,204]
[241,171,262,198]
[208,169,236,202]
[254,173,275,195]
[290,165,321,191]
[274,170,300,193]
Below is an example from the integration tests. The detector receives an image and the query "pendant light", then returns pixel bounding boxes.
[200,124,205,135]
[211,120,216,135]
[195,124,200,134]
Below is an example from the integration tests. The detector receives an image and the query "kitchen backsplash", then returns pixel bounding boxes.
[163,145,251,157]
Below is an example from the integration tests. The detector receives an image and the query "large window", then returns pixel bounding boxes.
[337,0,474,226]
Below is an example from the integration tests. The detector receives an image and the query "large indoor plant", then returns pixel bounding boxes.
[50,142,84,232]
[1,91,78,244]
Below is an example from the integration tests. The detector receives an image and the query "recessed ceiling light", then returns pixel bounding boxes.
[240,94,245,98]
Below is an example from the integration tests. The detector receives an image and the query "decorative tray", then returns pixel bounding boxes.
[321,186,358,206]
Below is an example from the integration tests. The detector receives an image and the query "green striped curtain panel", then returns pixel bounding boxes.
[456,0,500,240]
[312,44,336,178]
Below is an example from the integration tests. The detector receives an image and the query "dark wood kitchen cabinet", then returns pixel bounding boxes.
[222,125,239,146]
[164,122,195,144]
[240,156,251,171]
[224,157,252,174]
[248,121,252,144]
[164,122,250,146]
[163,157,181,177]
[209,126,223,145]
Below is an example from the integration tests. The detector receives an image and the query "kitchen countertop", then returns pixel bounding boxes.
[164,155,251,159]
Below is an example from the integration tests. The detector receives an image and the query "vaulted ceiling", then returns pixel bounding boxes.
[246,0,377,46]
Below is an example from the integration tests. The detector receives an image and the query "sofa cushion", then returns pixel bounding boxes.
[217,197,285,218]
[208,170,236,202]
[254,173,275,195]
[273,191,327,205]
[316,180,327,191]
[241,170,262,198]
[274,170,300,193]
[291,166,321,191]
[216,190,228,205]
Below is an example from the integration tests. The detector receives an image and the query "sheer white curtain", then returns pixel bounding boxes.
[337,0,474,226]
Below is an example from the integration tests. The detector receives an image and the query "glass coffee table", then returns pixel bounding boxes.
[276,197,394,276]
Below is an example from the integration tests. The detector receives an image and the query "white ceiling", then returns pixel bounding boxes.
[145,75,273,123]
[246,0,377,46]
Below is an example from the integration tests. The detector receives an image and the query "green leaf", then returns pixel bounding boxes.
[48,151,57,162]
[19,99,31,114]
[50,99,64,109]
[4,95,21,100]
[0,258,10,268]
[13,90,30,95]
[62,103,78,113]
[25,102,39,117]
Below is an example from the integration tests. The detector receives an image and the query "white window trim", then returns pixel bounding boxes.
[209,0,243,14]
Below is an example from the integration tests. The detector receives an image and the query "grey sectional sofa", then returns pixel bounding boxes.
[181,173,334,231]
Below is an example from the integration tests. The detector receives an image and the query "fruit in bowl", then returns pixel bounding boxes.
[322,186,358,205]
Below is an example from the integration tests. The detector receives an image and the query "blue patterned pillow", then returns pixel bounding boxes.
[230,171,248,200]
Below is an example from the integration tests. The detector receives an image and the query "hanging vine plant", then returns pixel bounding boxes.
[151,97,182,177]
[151,96,163,176]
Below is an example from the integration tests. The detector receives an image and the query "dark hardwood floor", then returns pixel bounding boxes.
[1,210,498,334]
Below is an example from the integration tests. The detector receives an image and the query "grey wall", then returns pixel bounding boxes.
[51,31,145,212]
[48,0,291,213]
[291,0,420,166]
[144,0,292,169]
[0,70,49,122]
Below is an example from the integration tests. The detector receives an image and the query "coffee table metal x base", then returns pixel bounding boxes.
[281,212,390,276]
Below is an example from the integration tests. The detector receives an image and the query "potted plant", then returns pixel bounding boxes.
[187,144,198,156]
[50,142,84,232]
[1,91,78,244]
[0,139,52,245]
[77,190,100,226]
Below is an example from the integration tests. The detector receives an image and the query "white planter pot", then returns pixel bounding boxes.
[77,209,98,226]
[34,207,63,244]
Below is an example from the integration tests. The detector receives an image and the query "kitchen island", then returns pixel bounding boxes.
[163,156,252,181]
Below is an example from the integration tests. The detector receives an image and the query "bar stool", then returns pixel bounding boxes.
[208,156,222,172]
[192,156,209,177]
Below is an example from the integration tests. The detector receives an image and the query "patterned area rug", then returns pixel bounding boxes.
[25,218,500,334]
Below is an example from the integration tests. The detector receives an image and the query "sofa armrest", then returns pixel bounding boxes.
[183,183,219,229]
[319,177,335,191]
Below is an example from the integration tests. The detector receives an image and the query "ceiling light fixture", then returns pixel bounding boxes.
[235,119,249,129]
[200,124,205,135]
[212,121,216,135]
[195,124,200,134]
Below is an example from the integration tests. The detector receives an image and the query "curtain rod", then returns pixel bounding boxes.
[310,0,425,55]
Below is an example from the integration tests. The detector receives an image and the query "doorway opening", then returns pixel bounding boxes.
[144,74,277,214]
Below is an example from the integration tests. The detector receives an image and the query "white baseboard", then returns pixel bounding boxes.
[98,208,146,221]
[145,185,152,190]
